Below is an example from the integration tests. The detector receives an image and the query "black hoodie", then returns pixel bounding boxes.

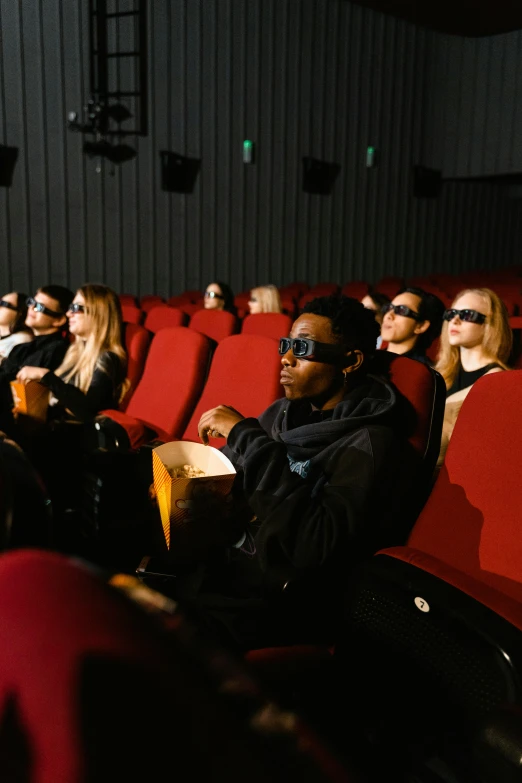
[188,373,419,650]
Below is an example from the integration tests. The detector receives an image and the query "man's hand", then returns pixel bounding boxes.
[198,405,244,445]
[16,366,50,384]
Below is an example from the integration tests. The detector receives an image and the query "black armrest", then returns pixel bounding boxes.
[473,705,522,783]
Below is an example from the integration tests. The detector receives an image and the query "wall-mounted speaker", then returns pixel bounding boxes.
[302,157,340,195]
[160,151,201,193]
[414,165,443,198]
[0,145,19,188]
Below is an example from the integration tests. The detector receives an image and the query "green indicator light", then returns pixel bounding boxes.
[244,140,253,149]
[367,146,375,154]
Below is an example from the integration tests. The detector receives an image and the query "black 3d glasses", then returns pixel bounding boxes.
[0,300,18,312]
[382,303,422,321]
[443,308,487,325]
[279,337,346,362]
[67,303,86,314]
[26,297,64,318]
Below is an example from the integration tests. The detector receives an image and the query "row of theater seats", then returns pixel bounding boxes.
[121,265,522,320]
[109,326,284,449]
[246,369,522,783]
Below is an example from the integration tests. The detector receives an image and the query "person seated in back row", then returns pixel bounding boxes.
[380,286,445,364]
[0,292,33,363]
[247,285,282,314]
[0,285,73,432]
[182,295,420,651]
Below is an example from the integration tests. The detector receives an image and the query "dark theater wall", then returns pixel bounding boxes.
[0,0,521,298]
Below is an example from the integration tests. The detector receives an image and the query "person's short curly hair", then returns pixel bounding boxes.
[303,294,380,359]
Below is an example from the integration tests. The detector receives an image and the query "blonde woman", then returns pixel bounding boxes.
[248,285,282,314]
[435,288,511,464]
[17,284,128,422]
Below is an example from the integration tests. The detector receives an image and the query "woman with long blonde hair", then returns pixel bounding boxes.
[248,284,282,314]
[435,287,511,463]
[17,283,128,421]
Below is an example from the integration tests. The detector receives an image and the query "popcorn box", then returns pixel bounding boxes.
[152,441,236,550]
[10,381,50,421]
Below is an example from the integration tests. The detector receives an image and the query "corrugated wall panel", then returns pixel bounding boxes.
[1,0,522,299]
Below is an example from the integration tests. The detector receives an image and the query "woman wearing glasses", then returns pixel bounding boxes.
[435,288,511,464]
[247,285,282,315]
[203,281,236,315]
[17,284,128,422]
[0,293,32,362]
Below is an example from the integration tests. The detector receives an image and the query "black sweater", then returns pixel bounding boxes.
[189,374,419,649]
[0,332,69,382]
[40,351,126,422]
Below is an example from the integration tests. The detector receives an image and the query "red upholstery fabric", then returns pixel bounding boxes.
[144,305,186,333]
[406,371,522,596]
[121,304,143,325]
[372,351,444,460]
[279,282,309,299]
[241,313,292,341]
[308,283,340,296]
[189,308,238,343]
[0,550,176,783]
[341,282,369,299]
[167,294,192,307]
[379,548,522,631]
[183,289,204,303]
[120,323,151,410]
[140,295,165,313]
[118,294,137,306]
[102,327,211,448]
[182,334,283,444]
[180,302,203,317]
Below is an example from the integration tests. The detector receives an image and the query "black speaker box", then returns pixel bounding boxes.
[302,156,340,195]
[0,145,19,188]
[414,165,443,198]
[160,151,201,193]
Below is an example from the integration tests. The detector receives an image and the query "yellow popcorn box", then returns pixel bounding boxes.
[152,441,236,550]
[10,381,50,422]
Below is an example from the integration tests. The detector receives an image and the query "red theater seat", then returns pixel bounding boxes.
[100,327,211,447]
[339,371,522,779]
[140,295,165,313]
[120,323,151,410]
[309,283,339,297]
[341,282,369,299]
[189,308,238,343]
[182,334,283,445]
[121,304,143,325]
[119,294,138,307]
[241,313,292,341]
[144,305,186,333]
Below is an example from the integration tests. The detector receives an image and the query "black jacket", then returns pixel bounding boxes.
[40,351,126,422]
[0,332,69,382]
[189,373,419,649]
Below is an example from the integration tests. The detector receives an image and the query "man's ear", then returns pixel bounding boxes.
[343,350,364,375]
[414,319,430,336]
[51,314,67,330]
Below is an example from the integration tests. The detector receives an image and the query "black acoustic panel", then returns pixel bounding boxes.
[160,151,201,193]
[414,165,443,198]
[0,145,19,188]
[302,156,341,195]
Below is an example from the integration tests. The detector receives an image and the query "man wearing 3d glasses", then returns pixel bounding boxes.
[0,285,72,425]
[380,286,445,364]
[190,294,419,651]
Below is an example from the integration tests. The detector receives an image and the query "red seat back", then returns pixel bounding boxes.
[189,309,238,343]
[121,323,151,410]
[144,305,186,333]
[0,550,179,783]
[126,327,211,439]
[371,351,446,469]
[121,304,143,325]
[182,334,283,444]
[140,295,165,313]
[309,283,339,297]
[241,313,292,341]
[408,370,522,602]
[119,294,137,307]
